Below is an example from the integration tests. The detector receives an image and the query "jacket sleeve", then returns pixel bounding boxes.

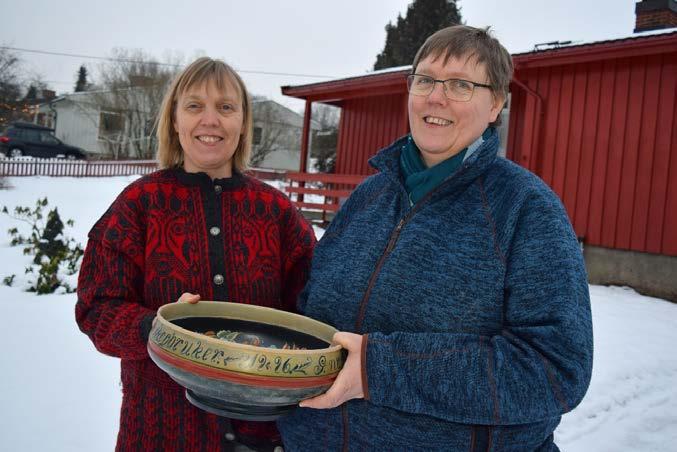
[279,199,316,313]
[363,192,593,425]
[75,191,156,360]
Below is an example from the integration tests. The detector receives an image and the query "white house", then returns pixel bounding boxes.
[38,91,319,168]
[38,88,155,159]
[251,98,321,171]
[38,91,106,156]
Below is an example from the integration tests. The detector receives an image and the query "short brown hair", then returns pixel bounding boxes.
[156,57,253,172]
[412,25,513,103]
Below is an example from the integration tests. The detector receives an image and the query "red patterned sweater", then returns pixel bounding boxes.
[76,168,315,451]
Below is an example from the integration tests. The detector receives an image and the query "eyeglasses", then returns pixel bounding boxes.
[406,74,492,102]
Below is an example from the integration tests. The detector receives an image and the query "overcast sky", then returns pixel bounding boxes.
[2,0,638,111]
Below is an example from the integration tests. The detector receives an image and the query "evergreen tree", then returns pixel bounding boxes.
[374,0,462,70]
[24,85,38,101]
[74,65,88,92]
[34,208,66,263]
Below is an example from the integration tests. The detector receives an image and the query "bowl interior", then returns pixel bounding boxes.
[171,317,330,350]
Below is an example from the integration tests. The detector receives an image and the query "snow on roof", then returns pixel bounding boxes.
[360,64,412,75]
[282,64,411,92]
[511,27,677,56]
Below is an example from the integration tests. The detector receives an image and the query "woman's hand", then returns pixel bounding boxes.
[177,292,201,304]
[299,332,365,409]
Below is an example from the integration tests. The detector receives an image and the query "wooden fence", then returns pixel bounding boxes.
[0,158,159,177]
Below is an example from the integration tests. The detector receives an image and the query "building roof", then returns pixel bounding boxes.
[283,29,677,100]
[281,67,410,102]
[514,27,676,54]
[512,28,677,69]
[281,64,410,95]
[38,86,142,108]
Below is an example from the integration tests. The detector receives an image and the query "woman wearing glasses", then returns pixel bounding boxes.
[278,25,592,451]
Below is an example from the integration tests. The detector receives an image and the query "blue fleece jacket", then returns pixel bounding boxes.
[278,128,593,451]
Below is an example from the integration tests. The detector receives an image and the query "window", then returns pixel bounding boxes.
[39,132,59,145]
[253,126,262,146]
[7,128,22,138]
[19,129,41,142]
[98,111,125,140]
[496,93,511,158]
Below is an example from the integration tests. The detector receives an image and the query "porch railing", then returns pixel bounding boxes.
[284,171,367,223]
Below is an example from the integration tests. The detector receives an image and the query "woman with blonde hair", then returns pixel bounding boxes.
[76,57,315,451]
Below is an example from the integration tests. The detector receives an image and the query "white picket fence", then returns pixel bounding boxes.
[0,158,158,177]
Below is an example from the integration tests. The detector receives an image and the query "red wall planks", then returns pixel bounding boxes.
[335,94,408,176]
[662,81,677,255]
[630,54,661,251]
[573,61,602,237]
[510,42,677,256]
[647,55,675,254]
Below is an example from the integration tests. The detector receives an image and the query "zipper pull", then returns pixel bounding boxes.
[385,219,405,253]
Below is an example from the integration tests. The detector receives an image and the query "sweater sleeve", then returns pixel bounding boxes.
[75,192,156,360]
[279,200,316,313]
[363,192,593,425]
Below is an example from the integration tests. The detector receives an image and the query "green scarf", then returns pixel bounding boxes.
[399,137,467,205]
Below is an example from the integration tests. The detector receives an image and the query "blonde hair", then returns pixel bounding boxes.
[156,57,253,172]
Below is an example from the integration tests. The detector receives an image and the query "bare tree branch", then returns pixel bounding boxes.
[90,49,180,159]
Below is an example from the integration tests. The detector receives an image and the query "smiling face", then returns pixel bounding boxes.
[173,78,244,178]
[408,54,504,167]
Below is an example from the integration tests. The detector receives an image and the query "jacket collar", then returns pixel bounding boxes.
[369,127,500,195]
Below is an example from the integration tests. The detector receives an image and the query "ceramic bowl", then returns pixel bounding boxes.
[147,301,344,420]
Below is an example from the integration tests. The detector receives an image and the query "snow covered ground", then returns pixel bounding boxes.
[0,176,675,452]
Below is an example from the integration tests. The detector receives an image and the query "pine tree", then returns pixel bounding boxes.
[374,0,462,70]
[74,65,88,92]
[34,207,67,265]
[24,85,38,101]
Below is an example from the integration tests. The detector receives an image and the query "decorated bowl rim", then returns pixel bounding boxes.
[148,341,338,387]
[154,301,342,356]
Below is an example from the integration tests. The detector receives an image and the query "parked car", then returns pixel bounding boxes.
[0,122,87,160]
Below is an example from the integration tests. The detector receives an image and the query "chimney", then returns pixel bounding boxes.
[635,0,677,32]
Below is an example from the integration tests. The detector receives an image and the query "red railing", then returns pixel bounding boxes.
[0,158,158,177]
[246,168,287,181]
[284,172,367,222]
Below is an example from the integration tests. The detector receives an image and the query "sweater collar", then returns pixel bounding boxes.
[170,167,246,190]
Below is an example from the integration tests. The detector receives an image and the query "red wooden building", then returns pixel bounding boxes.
[283,67,410,177]
[282,30,677,259]
[508,30,677,258]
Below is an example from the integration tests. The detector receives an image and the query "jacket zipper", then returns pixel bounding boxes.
[353,163,473,332]
[341,404,349,452]
[354,218,405,332]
